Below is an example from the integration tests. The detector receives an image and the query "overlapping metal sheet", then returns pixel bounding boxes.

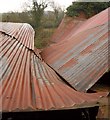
[41,8,110,92]
[0,22,34,50]
[0,22,108,112]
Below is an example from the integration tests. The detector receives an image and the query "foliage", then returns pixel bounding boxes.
[31,0,48,29]
[1,0,64,48]
[34,28,55,48]
[66,2,110,18]
[2,11,32,24]
[50,1,64,27]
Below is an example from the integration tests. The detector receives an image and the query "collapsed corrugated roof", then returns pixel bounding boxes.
[0,22,34,50]
[0,22,108,112]
[41,8,110,92]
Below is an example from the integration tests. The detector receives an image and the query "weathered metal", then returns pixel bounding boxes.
[0,22,108,112]
[0,22,34,50]
[51,16,85,43]
[41,8,110,92]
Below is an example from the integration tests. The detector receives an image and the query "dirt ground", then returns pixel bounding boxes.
[91,83,110,119]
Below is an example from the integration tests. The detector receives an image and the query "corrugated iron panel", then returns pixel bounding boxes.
[71,8,109,37]
[0,22,108,112]
[41,8,110,92]
[0,22,34,50]
[50,8,109,44]
[51,16,85,43]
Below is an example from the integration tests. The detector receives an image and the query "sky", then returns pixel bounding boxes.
[0,0,74,13]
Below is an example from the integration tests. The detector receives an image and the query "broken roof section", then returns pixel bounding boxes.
[0,22,108,112]
[41,8,110,92]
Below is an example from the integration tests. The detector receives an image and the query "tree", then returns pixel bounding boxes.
[66,2,110,18]
[31,0,50,29]
[50,1,64,27]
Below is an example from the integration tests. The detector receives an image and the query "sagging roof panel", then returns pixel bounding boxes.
[50,8,109,44]
[51,16,86,43]
[41,8,110,92]
[0,22,108,112]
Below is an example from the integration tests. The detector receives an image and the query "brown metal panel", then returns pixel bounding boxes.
[0,22,108,112]
[41,8,110,92]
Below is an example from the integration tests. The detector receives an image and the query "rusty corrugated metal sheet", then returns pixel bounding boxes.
[41,8,110,92]
[50,8,108,44]
[0,22,108,112]
[0,22,34,50]
[51,16,86,43]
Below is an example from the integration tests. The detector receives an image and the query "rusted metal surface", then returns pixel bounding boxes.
[50,8,108,44]
[0,22,34,50]
[41,8,110,92]
[0,22,108,112]
[51,16,86,43]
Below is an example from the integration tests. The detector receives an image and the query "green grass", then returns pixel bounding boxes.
[34,28,55,49]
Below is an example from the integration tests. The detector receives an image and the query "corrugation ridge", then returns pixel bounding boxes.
[43,62,86,106]
[38,60,71,109]
[8,47,28,111]
[1,23,22,37]
[33,55,45,109]
[0,41,20,81]
[30,55,42,109]
[66,42,108,80]
[76,47,108,84]
[19,48,33,110]
[19,23,34,49]
[43,66,73,108]
[41,62,64,108]
[35,56,62,109]
[2,43,24,94]
[0,37,17,57]
[2,45,25,111]
[0,39,21,82]
[35,60,57,109]
[17,25,28,47]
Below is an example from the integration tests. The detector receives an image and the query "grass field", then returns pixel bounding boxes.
[34,28,56,49]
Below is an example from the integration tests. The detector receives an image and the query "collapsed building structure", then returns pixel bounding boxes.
[0,7,109,120]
